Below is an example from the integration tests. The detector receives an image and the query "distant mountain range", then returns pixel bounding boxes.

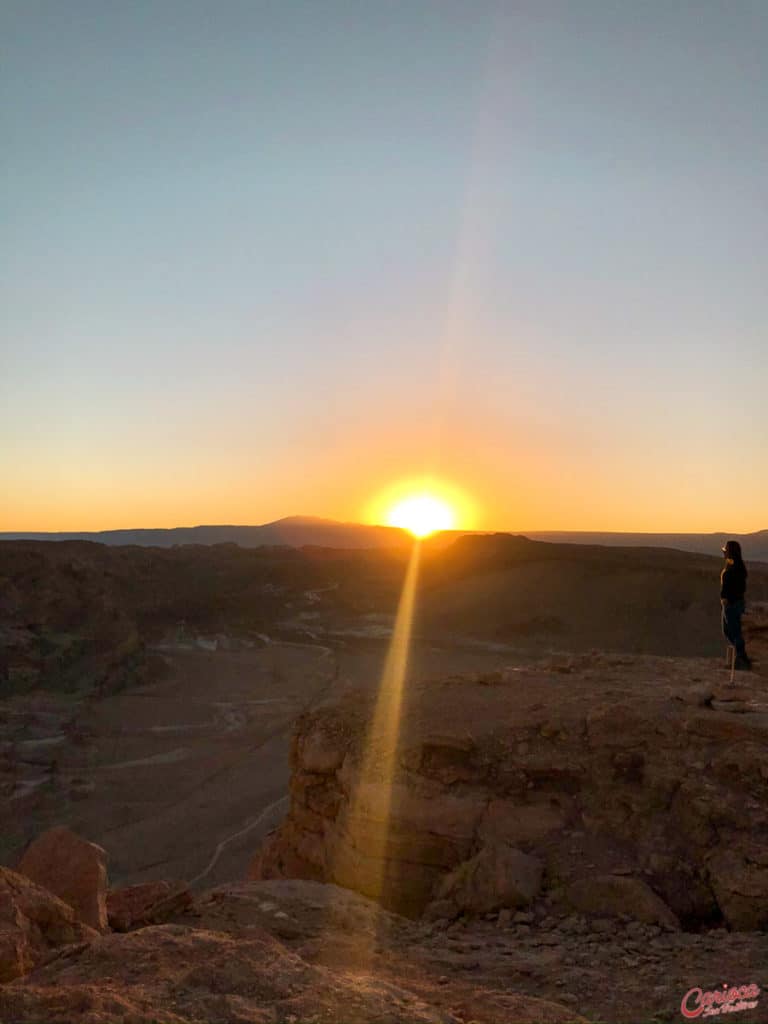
[1,516,767,561]
[0,516,413,551]
[525,529,768,563]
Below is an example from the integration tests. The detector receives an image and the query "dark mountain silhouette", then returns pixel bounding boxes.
[526,529,768,563]
[0,516,411,550]
[1,518,766,560]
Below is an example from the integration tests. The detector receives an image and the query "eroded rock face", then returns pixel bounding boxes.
[250,656,768,929]
[0,866,97,982]
[17,827,108,932]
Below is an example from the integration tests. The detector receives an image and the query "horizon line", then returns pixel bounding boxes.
[0,519,764,538]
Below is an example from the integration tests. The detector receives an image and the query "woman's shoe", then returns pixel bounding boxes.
[734,655,752,670]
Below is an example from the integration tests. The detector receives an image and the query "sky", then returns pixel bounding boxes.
[2,0,766,533]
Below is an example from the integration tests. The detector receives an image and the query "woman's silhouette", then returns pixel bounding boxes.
[720,539,751,670]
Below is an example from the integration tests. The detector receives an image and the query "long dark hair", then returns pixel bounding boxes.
[723,540,747,574]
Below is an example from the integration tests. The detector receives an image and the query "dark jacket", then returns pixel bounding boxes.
[720,560,747,603]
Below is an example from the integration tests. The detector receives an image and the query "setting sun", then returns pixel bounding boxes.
[386,494,456,538]
[366,477,475,538]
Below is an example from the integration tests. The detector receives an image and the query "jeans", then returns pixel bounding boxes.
[722,599,746,658]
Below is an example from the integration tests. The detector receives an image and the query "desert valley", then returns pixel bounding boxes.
[1,530,767,1023]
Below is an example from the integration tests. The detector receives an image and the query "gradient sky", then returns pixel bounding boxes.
[2,0,766,533]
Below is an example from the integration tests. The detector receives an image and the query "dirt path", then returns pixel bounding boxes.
[188,793,290,888]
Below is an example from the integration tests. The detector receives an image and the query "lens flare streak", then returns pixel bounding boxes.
[325,541,422,942]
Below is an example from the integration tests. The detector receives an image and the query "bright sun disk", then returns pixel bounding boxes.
[386,495,456,538]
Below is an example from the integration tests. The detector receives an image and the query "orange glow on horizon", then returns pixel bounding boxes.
[366,477,476,535]
[385,494,456,537]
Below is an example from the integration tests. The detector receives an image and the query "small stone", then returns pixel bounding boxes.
[423,899,459,923]
[497,908,512,928]
[590,918,614,934]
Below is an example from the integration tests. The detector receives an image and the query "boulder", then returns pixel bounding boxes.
[564,874,679,928]
[437,844,542,914]
[107,881,191,932]
[707,845,768,930]
[17,826,108,932]
[0,866,97,982]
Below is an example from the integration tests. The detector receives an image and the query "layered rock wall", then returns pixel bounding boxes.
[251,656,768,929]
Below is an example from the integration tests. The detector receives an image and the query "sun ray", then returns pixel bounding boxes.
[321,541,422,964]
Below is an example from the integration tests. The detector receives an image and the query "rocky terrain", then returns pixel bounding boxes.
[2,538,767,1022]
[254,647,768,928]
[2,652,767,1021]
[4,536,766,703]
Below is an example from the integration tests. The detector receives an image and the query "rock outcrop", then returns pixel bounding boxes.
[106,881,191,932]
[0,867,97,982]
[17,827,108,932]
[0,880,583,1024]
[251,655,768,929]
[3,861,766,1022]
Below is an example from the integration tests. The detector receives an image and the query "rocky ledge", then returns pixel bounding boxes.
[251,653,768,932]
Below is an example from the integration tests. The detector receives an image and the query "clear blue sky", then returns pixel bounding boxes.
[2,1,766,531]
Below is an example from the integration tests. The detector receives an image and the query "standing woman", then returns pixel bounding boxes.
[721,540,751,670]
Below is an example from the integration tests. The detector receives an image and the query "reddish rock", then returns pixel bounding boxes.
[564,874,679,928]
[107,881,192,932]
[0,866,97,982]
[17,827,108,932]
[707,844,768,930]
[437,844,543,914]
